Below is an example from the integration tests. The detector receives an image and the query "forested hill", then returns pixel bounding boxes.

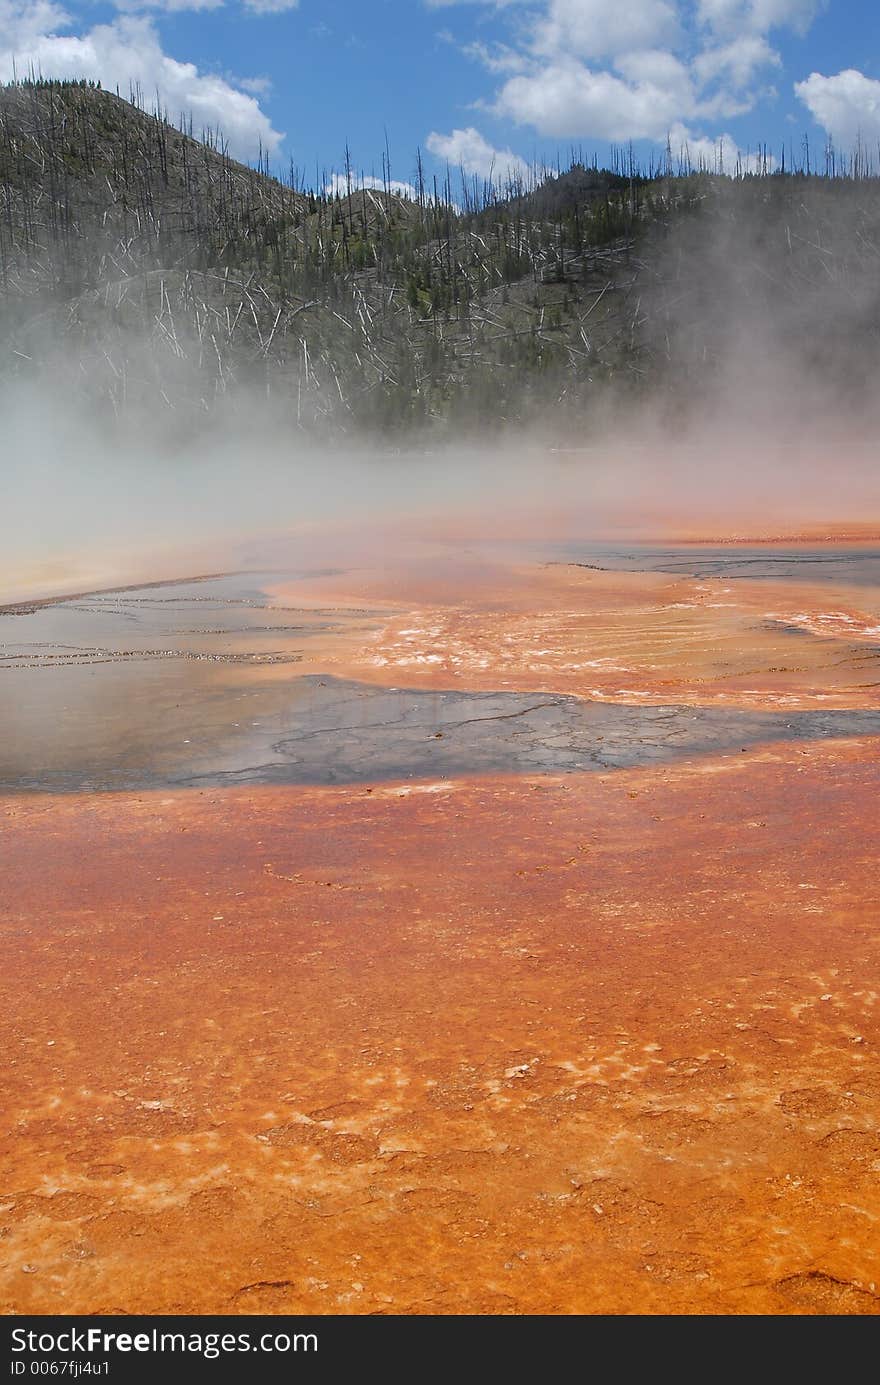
[3,78,880,437]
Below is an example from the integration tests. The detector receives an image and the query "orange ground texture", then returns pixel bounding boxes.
[1,546,879,1315]
[266,555,880,711]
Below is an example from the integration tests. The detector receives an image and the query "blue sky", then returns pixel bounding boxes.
[2,2,880,186]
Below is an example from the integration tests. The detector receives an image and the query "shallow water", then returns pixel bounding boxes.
[551,543,880,586]
[0,573,381,791]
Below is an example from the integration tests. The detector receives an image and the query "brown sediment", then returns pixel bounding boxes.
[264,560,880,712]
[1,737,879,1316]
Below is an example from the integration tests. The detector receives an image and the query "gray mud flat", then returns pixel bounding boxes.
[175,678,880,788]
[3,672,880,793]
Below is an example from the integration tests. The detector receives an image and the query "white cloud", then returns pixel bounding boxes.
[0,3,283,160]
[533,0,680,62]
[424,1,527,8]
[462,39,528,74]
[241,0,300,13]
[458,0,817,156]
[613,48,693,94]
[325,172,418,199]
[795,68,880,145]
[237,73,272,95]
[112,0,224,13]
[0,0,68,45]
[693,34,780,91]
[110,0,300,10]
[494,60,691,141]
[426,125,529,179]
[696,0,819,37]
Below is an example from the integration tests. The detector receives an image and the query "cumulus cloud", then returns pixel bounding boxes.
[449,0,818,156]
[0,2,283,160]
[111,0,224,13]
[795,68,880,146]
[112,0,299,10]
[693,34,780,92]
[237,73,273,95]
[424,1,527,8]
[325,172,419,199]
[462,39,528,74]
[426,125,529,179]
[494,61,690,141]
[241,0,300,14]
[696,0,820,37]
[532,0,680,61]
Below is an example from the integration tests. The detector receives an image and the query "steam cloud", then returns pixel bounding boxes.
[4,173,880,605]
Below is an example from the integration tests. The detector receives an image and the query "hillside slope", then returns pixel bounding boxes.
[4,80,880,437]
